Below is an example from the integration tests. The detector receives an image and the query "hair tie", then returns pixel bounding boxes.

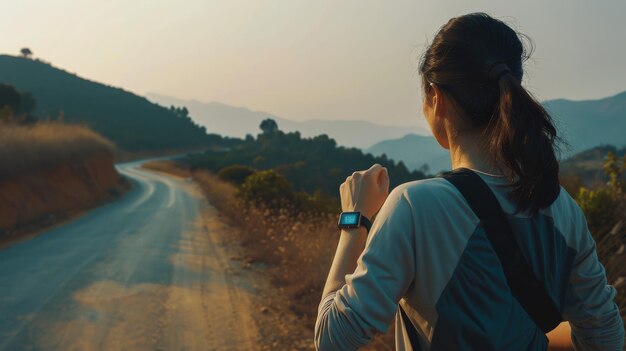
[487,62,510,82]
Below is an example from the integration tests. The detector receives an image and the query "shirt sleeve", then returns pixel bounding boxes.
[314,186,416,350]
[561,206,624,351]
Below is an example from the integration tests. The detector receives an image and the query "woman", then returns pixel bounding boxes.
[314,13,624,351]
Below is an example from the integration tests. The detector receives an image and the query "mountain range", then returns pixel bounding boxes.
[545,91,626,154]
[145,93,428,149]
[149,91,626,173]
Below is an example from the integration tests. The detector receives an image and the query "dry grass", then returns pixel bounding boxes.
[0,121,114,177]
[593,219,626,319]
[193,171,338,310]
[142,161,395,348]
[142,160,191,178]
[182,168,394,349]
[0,121,124,241]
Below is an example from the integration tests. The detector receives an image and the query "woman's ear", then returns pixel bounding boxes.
[429,84,451,150]
[430,83,446,119]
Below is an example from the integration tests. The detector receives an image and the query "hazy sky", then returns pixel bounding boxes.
[2,0,625,127]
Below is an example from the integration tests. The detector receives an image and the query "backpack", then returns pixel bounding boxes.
[399,167,562,350]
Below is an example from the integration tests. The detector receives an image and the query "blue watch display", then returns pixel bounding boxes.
[337,211,372,233]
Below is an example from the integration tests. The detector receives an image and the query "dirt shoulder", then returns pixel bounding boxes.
[199,203,313,350]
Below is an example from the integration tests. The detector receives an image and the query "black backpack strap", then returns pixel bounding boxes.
[439,167,562,333]
[399,303,423,351]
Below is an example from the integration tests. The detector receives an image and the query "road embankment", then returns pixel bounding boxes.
[0,122,128,245]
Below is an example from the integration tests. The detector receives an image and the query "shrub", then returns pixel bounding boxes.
[293,190,340,214]
[237,169,293,208]
[577,187,621,234]
[217,165,256,185]
[576,151,625,234]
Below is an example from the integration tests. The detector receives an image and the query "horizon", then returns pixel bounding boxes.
[3,1,626,127]
[145,86,626,124]
[3,52,625,132]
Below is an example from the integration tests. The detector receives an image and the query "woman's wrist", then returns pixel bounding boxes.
[340,226,368,237]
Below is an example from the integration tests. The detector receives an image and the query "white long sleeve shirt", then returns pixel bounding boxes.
[315,170,624,350]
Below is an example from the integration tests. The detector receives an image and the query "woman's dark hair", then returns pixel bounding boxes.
[420,12,561,215]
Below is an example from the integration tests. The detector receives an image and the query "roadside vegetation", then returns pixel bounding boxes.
[0,84,126,243]
[571,152,626,317]
[143,160,394,349]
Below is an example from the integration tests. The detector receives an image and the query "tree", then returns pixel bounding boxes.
[169,106,189,119]
[237,170,293,208]
[260,118,279,134]
[19,92,36,114]
[20,48,32,59]
[0,84,22,113]
[603,152,623,191]
[0,85,38,124]
[180,106,189,119]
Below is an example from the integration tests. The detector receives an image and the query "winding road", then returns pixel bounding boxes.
[0,161,260,351]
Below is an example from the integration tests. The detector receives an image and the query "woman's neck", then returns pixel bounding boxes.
[448,132,504,176]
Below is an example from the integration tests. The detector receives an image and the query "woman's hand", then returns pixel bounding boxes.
[340,164,390,219]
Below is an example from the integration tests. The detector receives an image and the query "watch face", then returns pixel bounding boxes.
[339,212,360,226]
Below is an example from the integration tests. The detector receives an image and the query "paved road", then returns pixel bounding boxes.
[0,162,260,351]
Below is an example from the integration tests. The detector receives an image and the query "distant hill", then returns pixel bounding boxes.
[146,93,429,149]
[0,55,210,151]
[366,134,450,173]
[545,90,626,156]
[366,90,626,171]
[560,144,626,188]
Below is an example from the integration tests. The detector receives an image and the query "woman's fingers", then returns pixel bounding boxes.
[338,164,391,218]
[368,163,382,172]
[364,164,388,187]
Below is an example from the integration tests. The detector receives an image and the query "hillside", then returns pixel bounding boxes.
[0,55,210,152]
[560,144,626,188]
[146,93,429,149]
[366,134,450,173]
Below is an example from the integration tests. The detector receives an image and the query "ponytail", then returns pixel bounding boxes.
[487,72,560,215]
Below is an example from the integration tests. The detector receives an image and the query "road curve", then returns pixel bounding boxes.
[0,161,260,351]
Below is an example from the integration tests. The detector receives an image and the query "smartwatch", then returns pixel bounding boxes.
[337,211,372,233]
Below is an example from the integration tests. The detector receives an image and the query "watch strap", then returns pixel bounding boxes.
[359,214,372,233]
